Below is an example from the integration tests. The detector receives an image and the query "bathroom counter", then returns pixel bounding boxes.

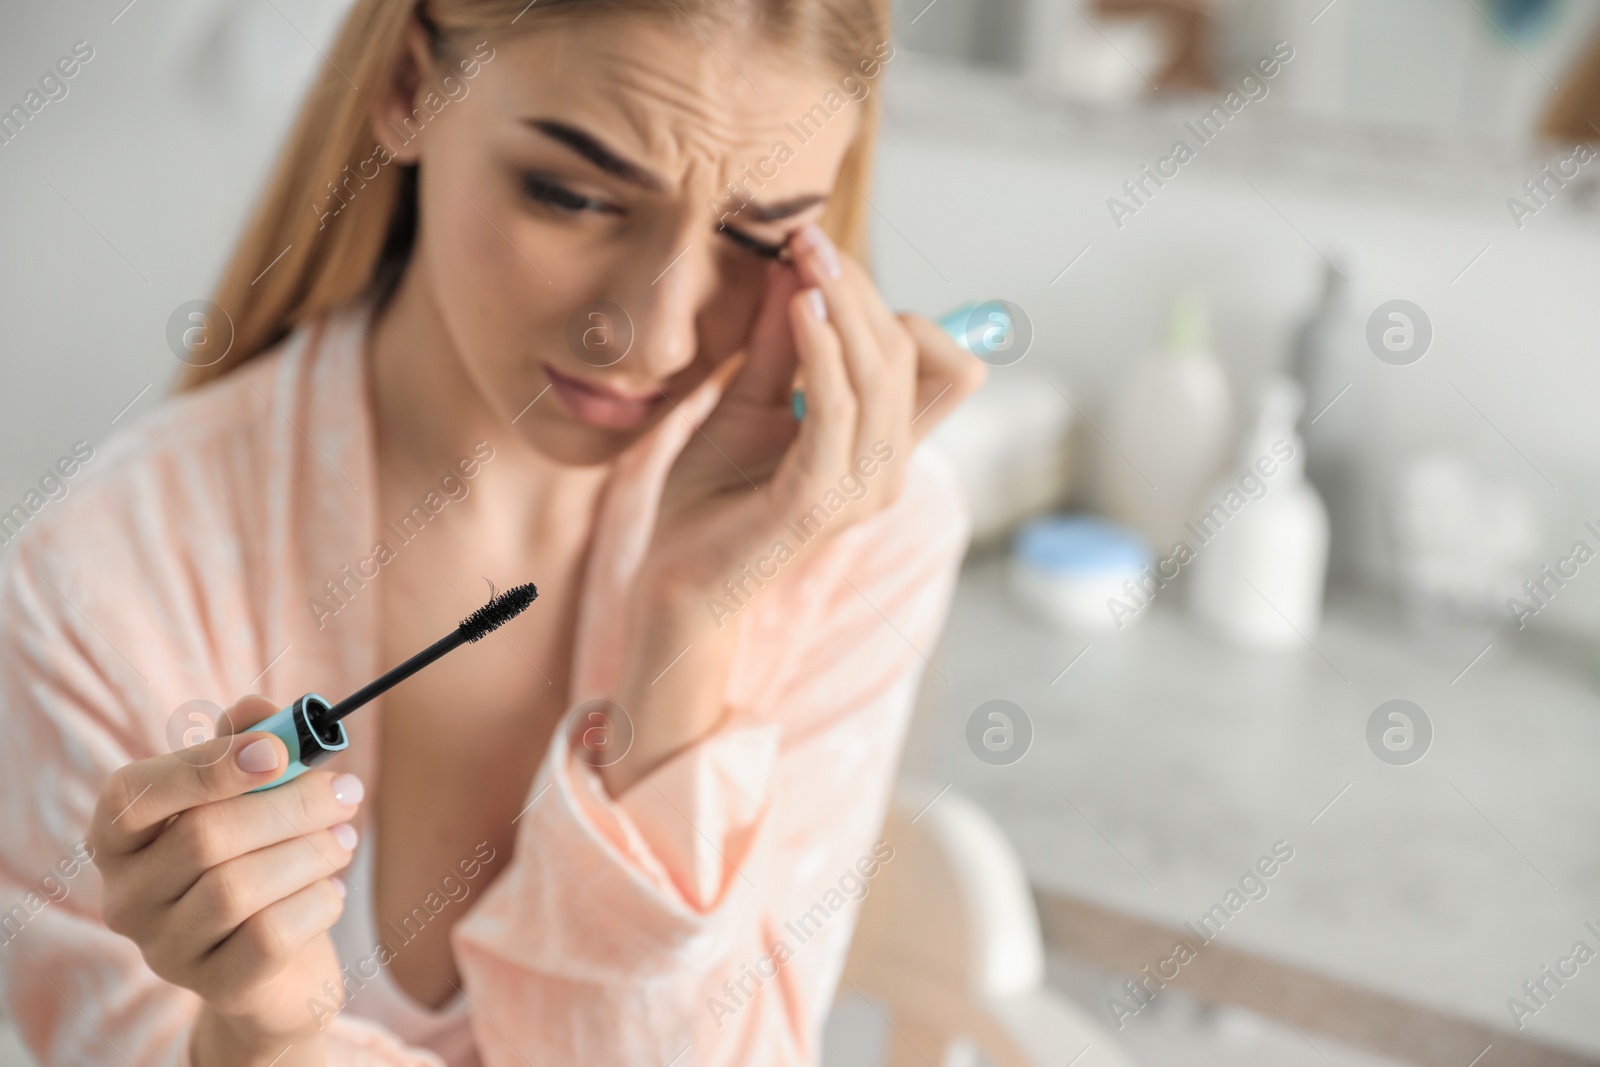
[918,553,1600,1067]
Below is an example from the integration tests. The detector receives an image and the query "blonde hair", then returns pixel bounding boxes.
[174,0,891,392]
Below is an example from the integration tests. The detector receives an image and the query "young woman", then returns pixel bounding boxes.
[0,1,981,1063]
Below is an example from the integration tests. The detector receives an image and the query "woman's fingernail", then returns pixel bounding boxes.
[806,288,827,322]
[236,738,280,773]
[331,823,359,851]
[802,223,841,279]
[331,774,364,807]
[331,876,347,898]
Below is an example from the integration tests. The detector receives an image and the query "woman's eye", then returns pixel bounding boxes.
[716,222,789,261]
[521,174,608,215]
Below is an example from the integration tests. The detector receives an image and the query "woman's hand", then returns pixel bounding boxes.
[88,695,363,1065]
[645,222,983,602]
[600,224,984,793]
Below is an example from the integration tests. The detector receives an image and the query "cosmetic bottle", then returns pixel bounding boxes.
[1100,289,1234,553]
[1188,378,1329,647]
[1288,243,1368,590]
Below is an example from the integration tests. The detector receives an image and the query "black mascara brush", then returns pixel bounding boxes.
[247,582,538,792]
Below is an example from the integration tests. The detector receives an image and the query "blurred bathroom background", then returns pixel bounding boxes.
[4,0,1600,1064]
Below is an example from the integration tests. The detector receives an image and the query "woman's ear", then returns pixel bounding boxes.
[371,21,436,164]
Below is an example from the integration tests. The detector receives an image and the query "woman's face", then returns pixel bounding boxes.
[375,16,866,466]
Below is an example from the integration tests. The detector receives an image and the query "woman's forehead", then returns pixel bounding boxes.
[482,17,857,178]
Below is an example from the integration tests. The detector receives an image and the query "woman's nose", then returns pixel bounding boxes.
[609,232,713,378]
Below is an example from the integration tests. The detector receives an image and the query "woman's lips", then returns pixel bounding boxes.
[541,363,665,431]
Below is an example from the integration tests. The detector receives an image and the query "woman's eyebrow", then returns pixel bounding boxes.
[524,118,665,192]
[523,118,828,221]
[733,195,827,222]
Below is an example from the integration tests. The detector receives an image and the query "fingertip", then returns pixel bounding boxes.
[790,287,828,339]
[805,288,828,322]
[234,733,284,775]
[795,223,843,280]
[331,822,359,852]
[960,349,989,392]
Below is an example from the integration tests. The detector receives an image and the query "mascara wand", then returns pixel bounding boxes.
[246,582,538,792]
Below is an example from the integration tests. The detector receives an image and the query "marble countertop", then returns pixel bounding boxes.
[915,554,1600,1064]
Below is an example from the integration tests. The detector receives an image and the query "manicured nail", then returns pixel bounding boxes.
[236,738,280,773]
[331,823,359,851]
[331,774,364,807]
[331,876,347,898]
[806,288,827,321]
[801,223,841,279]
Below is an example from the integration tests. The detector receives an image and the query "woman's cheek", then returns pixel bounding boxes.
[421,221,525,402]
[702,270,772,358]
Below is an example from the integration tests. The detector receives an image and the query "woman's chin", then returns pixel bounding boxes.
[512,411,660,467]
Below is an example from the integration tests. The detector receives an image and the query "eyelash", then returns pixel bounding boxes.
[520,172,790,260]
[521,173,610,215]
[716,222,789,261]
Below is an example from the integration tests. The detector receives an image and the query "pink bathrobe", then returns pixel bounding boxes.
[0,303,968,1065]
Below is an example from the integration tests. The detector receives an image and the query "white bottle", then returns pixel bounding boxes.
[1188,378,1330,648]
[1100,290,1234,553]
[1288,243,1369,590]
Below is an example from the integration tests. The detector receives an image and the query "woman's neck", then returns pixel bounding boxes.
[367,260,612,547]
